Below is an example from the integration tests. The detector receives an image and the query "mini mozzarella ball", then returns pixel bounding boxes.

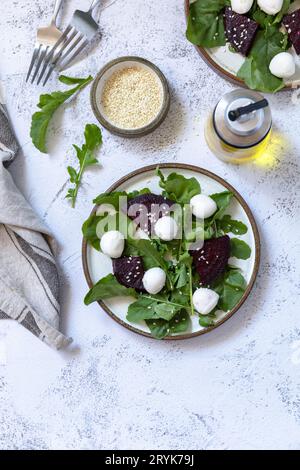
[100,230,124,259]
[154,216,178,241]
[134,227,150,240]
[269,52,295,78]
[190,194,217,219]
[257,0,283,15]
[142,267,166,295]
[231,0,253,14]
[96,203,116,217]
[193,288,219,316]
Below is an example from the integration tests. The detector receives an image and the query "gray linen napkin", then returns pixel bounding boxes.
[0,102,71,349]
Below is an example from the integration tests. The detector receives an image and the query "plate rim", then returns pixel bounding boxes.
[184,0,290,91]
[82,163,261,340]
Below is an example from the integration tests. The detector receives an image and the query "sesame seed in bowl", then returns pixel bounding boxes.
[90,56,170,137]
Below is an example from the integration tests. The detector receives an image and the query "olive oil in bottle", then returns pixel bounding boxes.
[205,89,272,163]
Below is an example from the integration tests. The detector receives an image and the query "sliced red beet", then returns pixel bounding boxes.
[224,7,258,56]
[113,256,145,291]
[283,9,300,55]
[190,236,230,286]
[127,193,174,235]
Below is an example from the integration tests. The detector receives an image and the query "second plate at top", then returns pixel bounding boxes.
[185,0,300,90]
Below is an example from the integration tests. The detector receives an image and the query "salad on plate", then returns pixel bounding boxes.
[186,0,300,92]
[83,168,252,339]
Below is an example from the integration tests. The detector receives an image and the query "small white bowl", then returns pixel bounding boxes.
[90,56,170,137]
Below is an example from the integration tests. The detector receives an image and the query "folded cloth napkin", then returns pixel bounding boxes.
[0,102,71,349]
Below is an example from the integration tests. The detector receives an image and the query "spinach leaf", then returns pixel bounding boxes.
[127,296,182,323]
[210,191,233,220]
[82,214,102,250]
[186,0,228,47]
[146,310,191,339]
[230,238,251,260]
[156,169,201,204]
[225,270,247,290]
[66,124,102,208]
[218,285,244,311]
[213,268,247,311]
[237,25,288,93]
[252,0,291,26]
[199,312,216,327]
[30,75,93,153]
[84,274,137,305]
[217,214,248,235]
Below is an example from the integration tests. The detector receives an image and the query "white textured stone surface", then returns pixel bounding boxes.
[0,0,300,450]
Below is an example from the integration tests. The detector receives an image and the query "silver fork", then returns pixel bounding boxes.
[39,0,101,86]
[26,0,64,83]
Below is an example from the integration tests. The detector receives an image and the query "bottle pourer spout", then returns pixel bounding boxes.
[228,98,269,122]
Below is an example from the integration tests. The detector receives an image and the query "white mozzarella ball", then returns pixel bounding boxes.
[192,288,219,315]
[96,203,117,217]
[269,52,295,78]
[154,216,178,241]
[134,227,150,240]
[257,0,283,15]
[190,194,217,219]
[100,230,125,259]
[142,267,166,295]
[231,0,253,14]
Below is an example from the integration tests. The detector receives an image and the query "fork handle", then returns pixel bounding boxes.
[88,0,101,13]
[51,0,64,24]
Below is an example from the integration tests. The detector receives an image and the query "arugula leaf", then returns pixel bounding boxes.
[237,25,288,93]
[217,215,248,235]
[93,191,127,208]
[156,168,201,204]
[66,124,102,208]
[30,75,93,153]
[230,238,251,260]
[186,0,228,47]
[174,263,188,289]
[84,274,137,305]
[146,310,191,339]
[128,239,168,271]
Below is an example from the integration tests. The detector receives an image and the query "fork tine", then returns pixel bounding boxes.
[42,31,84,86]
[42,35,84,87]
[44,25,73,67]
[42,64,56,87]
[52,33,84,70]
[38,27,78,86]
[26,44,40,82]
[31,45,48,84]
[59,38,89,71]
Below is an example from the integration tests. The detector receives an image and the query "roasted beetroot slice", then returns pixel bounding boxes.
[190,236,230,286]
[283,9,300,55]
[127,193,174,235]
[113,256,145,291]
[224,7,258,56]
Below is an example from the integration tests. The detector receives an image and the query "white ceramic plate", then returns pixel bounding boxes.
[82,164,260,340]
[186,0,300,90]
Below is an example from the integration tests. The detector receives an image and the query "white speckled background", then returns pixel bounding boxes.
[0,0,300,450]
